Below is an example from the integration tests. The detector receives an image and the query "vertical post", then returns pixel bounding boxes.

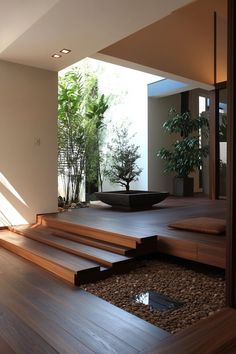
[226,0,236,307]
[214,11,217,85]
[209,12,218,200]
[181,91,189,114]
[209,89,218,199]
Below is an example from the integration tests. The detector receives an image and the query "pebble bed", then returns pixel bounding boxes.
[81,256,225,334]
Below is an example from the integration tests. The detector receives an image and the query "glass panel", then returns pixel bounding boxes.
[198,96,210,192]
[219,88,227,197]
[132,291,183,311]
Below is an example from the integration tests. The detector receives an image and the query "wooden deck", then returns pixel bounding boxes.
[0,248,169,354]
[0,197,226,286]
[42,196,226,268]
[0,198,231,353]
[0,247,236,353]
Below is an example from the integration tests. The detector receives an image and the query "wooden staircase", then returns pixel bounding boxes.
[0,215,157,285]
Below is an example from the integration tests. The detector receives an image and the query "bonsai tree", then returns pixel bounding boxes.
[157,108,209,180]
[105,126,142,192]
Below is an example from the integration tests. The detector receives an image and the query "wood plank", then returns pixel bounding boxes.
[52,228,134,255]
[216,338,236,354]
[157,236,197,261]
[0,290,93,354]
[15,224,134,255]
[0,231,100,284]
[142,308,236,354]
[0,302,58,354]
[0,236,76,284]
[0,335,16,354]
[197,243,226,268]
[42,217,140,248]
[0,231,100,271]
[155,226,226,247]
[157,235,226,268]
[0,277,138,354]
[12,226,132,267]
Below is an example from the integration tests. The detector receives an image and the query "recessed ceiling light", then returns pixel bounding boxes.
[60,49,71,54]
[51,54,61,59]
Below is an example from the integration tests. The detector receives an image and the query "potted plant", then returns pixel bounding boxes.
[157,108,209,196]
[95,126,168,209]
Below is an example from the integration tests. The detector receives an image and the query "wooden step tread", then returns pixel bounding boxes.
[15,224,133,255]
[0,231,100,273]
[52,228,134,255]
[42,217,139,248]
[12,226,132,267]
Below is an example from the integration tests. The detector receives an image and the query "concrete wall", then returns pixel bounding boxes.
[148,94,181,194]
[0,60,58,225]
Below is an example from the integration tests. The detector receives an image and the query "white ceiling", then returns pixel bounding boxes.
[0,0,195,72]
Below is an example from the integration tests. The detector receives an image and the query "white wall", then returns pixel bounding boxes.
[148,94,181,194]
[0,60,58,225]
[102,78,149,192]
[71,58,162,192]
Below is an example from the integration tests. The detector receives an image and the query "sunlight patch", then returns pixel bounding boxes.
[0,193,28,226]
[0,173,28,207]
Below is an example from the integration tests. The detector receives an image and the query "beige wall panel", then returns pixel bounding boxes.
[148,94,181,193]
[0,60,58,225]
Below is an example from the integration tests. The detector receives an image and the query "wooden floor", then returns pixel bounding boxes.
[43,196,226,268]
[48,197,225,238]
[0,248,169,354]
[1,247,236,354]
[145,308,236,354]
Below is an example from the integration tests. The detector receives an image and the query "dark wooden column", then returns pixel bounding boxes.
[209,90,218,200]
[209,12,218,200]
[226,0,236,306]
[181,91,189,114]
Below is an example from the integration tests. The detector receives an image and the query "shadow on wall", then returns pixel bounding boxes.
[0,172,29,226]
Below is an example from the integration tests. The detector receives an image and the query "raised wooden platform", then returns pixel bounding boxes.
[0,197,226,285]
[42,197,226,269]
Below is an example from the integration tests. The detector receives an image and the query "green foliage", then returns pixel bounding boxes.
[105,127,142,191]
[219,113,227,142]
[58,68,109,204]
[85,92,109,190]
[157,108,209,178]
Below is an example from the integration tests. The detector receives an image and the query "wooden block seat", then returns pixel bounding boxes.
[168,217,226,235]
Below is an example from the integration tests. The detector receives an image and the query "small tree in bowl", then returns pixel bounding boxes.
[95,125,168,209]
[157,108,209,196]
[105,126,142,192]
